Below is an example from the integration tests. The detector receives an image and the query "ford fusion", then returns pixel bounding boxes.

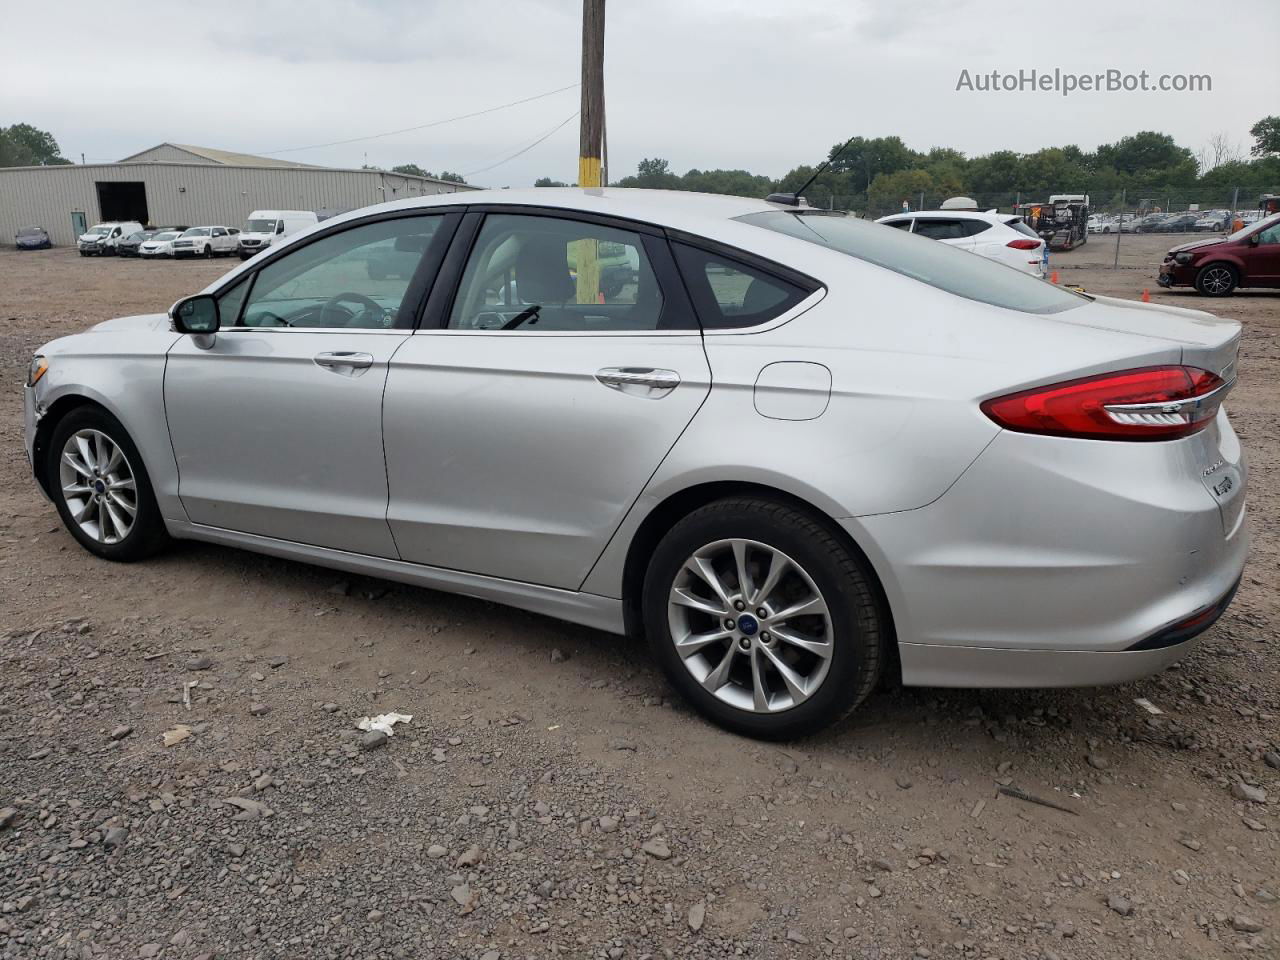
[23,189,1247,739]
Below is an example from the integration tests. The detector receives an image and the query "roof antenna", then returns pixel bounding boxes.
[767,135,858,207]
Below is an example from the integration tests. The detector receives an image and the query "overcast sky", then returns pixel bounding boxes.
[3,0,1275,186]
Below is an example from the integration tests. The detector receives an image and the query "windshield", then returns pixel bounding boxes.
[87,226,112,235]
[152,232,180,241]
[1226,212,1280,242]
[246,219,278,233]
[182,228,211,237]
[739,211,1084,315]
[17,226,43,236]
[1005,218,1041,239]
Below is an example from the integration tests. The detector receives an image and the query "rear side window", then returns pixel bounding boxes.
[961,220,993,237]
[448,213,669,332]
[672,243,812,329]
[913,218,967,240]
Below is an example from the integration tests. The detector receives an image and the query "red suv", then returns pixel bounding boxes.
[1158,212,1280,295]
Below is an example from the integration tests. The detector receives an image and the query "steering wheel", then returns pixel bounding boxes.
[319,292,389,328]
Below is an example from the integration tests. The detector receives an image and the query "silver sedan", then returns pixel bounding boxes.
[23,189,1248,739]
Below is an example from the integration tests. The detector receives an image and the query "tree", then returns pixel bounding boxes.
[867,169,936,216]
[1093,131,1193,176]
[437,171,467,184]
[0,123,70,166]
[1197,133,1244,174]
[613,158,681,189]
[391,163,431,177]
[1250,116,1280,157]
[534,177,569,187]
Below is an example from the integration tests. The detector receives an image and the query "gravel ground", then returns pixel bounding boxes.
[0,238,1276,960]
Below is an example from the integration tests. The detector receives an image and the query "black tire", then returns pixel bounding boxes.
[1194,262,1237,297]
[46,406,170,562]
[204,244,213,259]
[641,497,885,740]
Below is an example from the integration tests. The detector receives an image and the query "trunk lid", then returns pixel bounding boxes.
[1052,294,1240,379]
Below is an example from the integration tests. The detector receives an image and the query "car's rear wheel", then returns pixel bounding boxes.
[642,498,884,739]
[47,407,170,562]
[1195,263,1237,296]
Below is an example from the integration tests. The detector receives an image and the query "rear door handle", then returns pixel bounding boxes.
[314,351,374,375]
[596,367,681,396]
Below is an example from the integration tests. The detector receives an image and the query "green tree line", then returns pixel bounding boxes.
[608,118,1280,213]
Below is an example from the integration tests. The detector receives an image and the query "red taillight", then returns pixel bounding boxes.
[1006,238,1041,250]
[981,366,1228,441]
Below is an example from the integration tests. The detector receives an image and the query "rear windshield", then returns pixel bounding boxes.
[737,211,1084,315]
[1005,218,1041,239]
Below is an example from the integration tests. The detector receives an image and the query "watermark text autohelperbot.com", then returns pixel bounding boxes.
[956,68,1211,96]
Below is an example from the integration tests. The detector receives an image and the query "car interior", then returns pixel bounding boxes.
[449,217,663,331]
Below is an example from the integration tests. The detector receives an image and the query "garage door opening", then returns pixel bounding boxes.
[96,181,149,224]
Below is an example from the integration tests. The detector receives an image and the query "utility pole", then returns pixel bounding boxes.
[577,0,606,304]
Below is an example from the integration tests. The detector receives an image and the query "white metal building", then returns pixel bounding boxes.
[1,142,477,247]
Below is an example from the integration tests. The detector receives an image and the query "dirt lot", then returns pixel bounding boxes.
[0,237,1276,960]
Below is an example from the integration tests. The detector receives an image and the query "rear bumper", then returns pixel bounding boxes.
[848,412,1248,688]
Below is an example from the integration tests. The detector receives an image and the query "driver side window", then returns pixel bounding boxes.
[1258,224,1280,245]
[237,216,444,330]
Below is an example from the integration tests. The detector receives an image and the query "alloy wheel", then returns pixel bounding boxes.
[58,429,137,544]
[1201,267,1233,294]
[667,538,834,714]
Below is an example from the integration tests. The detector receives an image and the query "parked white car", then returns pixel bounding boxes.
[77,221,143,257]
[138,231,182,258]
[238,210,318,260]
[876,210,1047,277]
[172,226,240,259]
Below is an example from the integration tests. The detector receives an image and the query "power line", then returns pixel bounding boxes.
[256,83,578,155]
[463,112,578,177]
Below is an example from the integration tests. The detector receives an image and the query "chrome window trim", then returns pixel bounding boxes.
[416,286,827,339]
[218,325,411,336]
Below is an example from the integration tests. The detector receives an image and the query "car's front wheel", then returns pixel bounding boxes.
[642,498,884,740]
[1195,262,1237,296]
[47,407,170,562]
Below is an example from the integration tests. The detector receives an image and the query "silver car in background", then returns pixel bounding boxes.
[23,189,1247,739]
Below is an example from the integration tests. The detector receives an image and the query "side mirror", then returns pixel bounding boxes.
[171,294,221,335]
[1249,234,1260,246]
[276,223,285,234]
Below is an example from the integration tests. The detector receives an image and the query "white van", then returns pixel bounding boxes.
[238,210,318,259]
[78,221,144,257]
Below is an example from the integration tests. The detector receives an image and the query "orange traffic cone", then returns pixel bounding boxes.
[1141,288,1150,303]
[1050,270,1060,284]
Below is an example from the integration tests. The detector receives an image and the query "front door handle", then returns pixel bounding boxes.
[596,367,681,397]
[314,351,374,374]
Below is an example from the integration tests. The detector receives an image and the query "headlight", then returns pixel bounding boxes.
[1174,252,1195,264]
[28,355,48,387]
